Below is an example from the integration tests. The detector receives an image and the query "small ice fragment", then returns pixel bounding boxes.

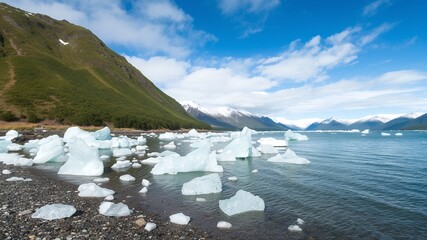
[142,179,151,187]
[219,190,265,216]
[163,141,176,150]
[6,176,25,181]
[77,183,115,197]
[288,225,302,232]
[2,169,11,175]
[252,169,258,173]
[297,218,305,225]
[32,204,76,220]
[119,174,135,182]
[395,133,403,136]
[111,160,132,169]
[196,198,206,202]
[381,132,391,136]
[228,176,238,181]
[145,222,157,232]
[284,130,308,141]
[169,213,190,225]
[132,163,142,168]
[217,221,232,229]
[139,187,148,193]
[99,202,132,217]
[93,177,109,183]
[105,195,114,201]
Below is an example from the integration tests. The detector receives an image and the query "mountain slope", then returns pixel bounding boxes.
[182,102,292,131]
[0,3,208,129]
[306,118,349,130]
[399,113,427,130]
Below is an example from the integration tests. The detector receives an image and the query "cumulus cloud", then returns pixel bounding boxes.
[4,0,215,57]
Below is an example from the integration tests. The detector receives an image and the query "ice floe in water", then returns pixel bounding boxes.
[119,174,135,182]
[219,190,265,216]
[113,148,132,157]
[139,187,148,193]
[0,153,33,166]
[169,213,191,225]
[381,132,391,136]
[188,129,199,137]
[257,144,279,154]
[0,130,19,141]
[267,148,310,164]
[196,198,206,202]
[77,183,115,197]
[361,129,370,134]
[93,177,109,183]
[151,140,223,175]
[181,173,222,195]
[288,225,302,232]
[228,176,238,181]
[142,179,151,187]
[158,132,176,141]
[33,135,64,164]
[284,130,308,141]
[111,160,132,170]
[217,221,232,229]
[257,137,288,147]
[163,141,176,150]
[0,140,12,153]
[297,218,305,224]
[7,143,22,151]
[217,127,254,161]
[99,202,132,217]
[58,139,104,176]
[32,204,76,220]
[395,133,403,136]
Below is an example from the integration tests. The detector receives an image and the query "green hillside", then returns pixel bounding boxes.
[0,3,209,130]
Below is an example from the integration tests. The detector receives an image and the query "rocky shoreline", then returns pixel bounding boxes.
[0,165,214,240]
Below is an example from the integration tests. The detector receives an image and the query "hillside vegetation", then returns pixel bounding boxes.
[0,3,209,130]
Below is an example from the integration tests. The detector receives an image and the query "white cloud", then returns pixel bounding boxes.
[377,70,427,84]
[4,0,214,57]
[359,23,393,46]
[218,0,281,15]
[363,0,391,16]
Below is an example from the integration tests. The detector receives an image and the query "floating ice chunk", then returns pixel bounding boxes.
[381,132,391,136]
[113,148,132,157]
[257,144,279,154]
[181,173,222,195]
[196,198,206,202]
[217,221,232,229]
[151,140,223,175]
[119,174,135,182]
[219,190,265,216]
[252,169,258,173]
[141,157,160,165]
[395,133,403,136]
[99,202,132,217]
[361,129,370,134]
[23,139,39,150]
[284,130,308,141]
[105,195,114,201]
[288,225,302,232]
[33,135,64,164]
[7,143,22,152]
[0,130,19,141]
[267,148,310,164]
[251,147,261,157]
[59,39,69,45]
[111,160,132,169]
[142,179,151,187]
[188,129,199,137]
[169,213,190,225]
[137,136,147,145]
[2,169,11,174]
[209,136,232,143]
[93,177,109,183]
[100,155,109,161]
[136,145,147,151]
[163,141,176,150]
[228,176,238,181]
[139,187,148,193]
[257,138,288,147]
[32,204,76,220]
[297,218,305,225]
[145,222,157,232]
[218,127,253,161]
[0,153,33,166]
[77,183,115,197]
[349,129,360,133]
[132,163,142,168]
[0,140,12,153]
[6,176,25,181]
[90,127,111,140]
[58,139,104,176]
[159,132,176,141]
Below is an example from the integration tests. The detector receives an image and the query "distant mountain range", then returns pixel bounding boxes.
[182,101,427,131]
[182,102,292,131]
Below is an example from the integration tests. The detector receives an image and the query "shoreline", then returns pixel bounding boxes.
[0,165,214,239]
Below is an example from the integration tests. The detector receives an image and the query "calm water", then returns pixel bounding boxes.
[32,131,427,239]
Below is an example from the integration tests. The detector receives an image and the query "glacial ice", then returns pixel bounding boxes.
[132,163,142,168]
[169,213,191,225]
[139,187,148,193]
[188,129,199,137]
[141,157,160,165]
[257,144,278,154]
[7,143,22,151]
[0,153,32,166]
[77,183,115,197]
[217,221,232,229]
[0,140,12,153]
[23,139,39,150]
[252,169,258,173]
[113,148,132,157]
[99,202,132,217]
[58,139,104,176]
[196,198,206,202]
[111,160,132,169]
[181,173,222,195]
[163,141,176,150]
[0,130,19,141]
[93,177,109,183]
[105,195,114,201]
[90,126,111,140]
[142,179,151,187]
[119,174,135,182]
[159,132,176,141]
[395,133,403,136]
[2,169,11,174]
[217,127,253,161]
[33,135,64,164]
[228,176,238,181]
[361,129,370,134]
[145,222,157,232]
[151,140,223,175]
[257,137,288,147]
[284,130,308,141]
[381,132,391,136]
[6,176,25,181]
[137,136,147,145]
[219,190,265,216]
[297,218,305,224]
[288,225,302,232]
[267,148,310,164]
[32,204,76,220]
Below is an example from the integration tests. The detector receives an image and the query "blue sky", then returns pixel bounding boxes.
[4,0,427,122]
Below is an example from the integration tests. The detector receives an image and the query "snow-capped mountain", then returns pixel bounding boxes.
[274,117,323,130]
[182,102,292,130]
[381,112,425,130]
[306,118,350,130]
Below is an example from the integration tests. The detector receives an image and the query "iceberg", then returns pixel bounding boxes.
[288,225,302,232]
[119,174,135,181]
[33,135,64,164]
[163,141,176,150]
[188,129,199,137]
[78,183,115,197]
[0,140,12,153]
[181,173,222,195]
[284,130,308,141]
[32,204,76,220]
[113,148,132,157]
[111,160,132,169]
[217,127,253,161]
[361,129,370,134]
[219,190,265,216]
[267,148,310,164]
[217,221,232,229]
[90,126,111,140]
[99,202,132,217]
[169,213,190,225]
[7,143,22,151]
[151,140,223,175]
[0,153,32,166]
[297,218,305,225]
[142,179,151,187]
[159,132,176,141]
[257,144,278,154]
[58,139,104,176]
[257,137,288,147]
[0,130,19,141]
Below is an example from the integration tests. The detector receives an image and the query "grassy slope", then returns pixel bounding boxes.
[0,3,209,130]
